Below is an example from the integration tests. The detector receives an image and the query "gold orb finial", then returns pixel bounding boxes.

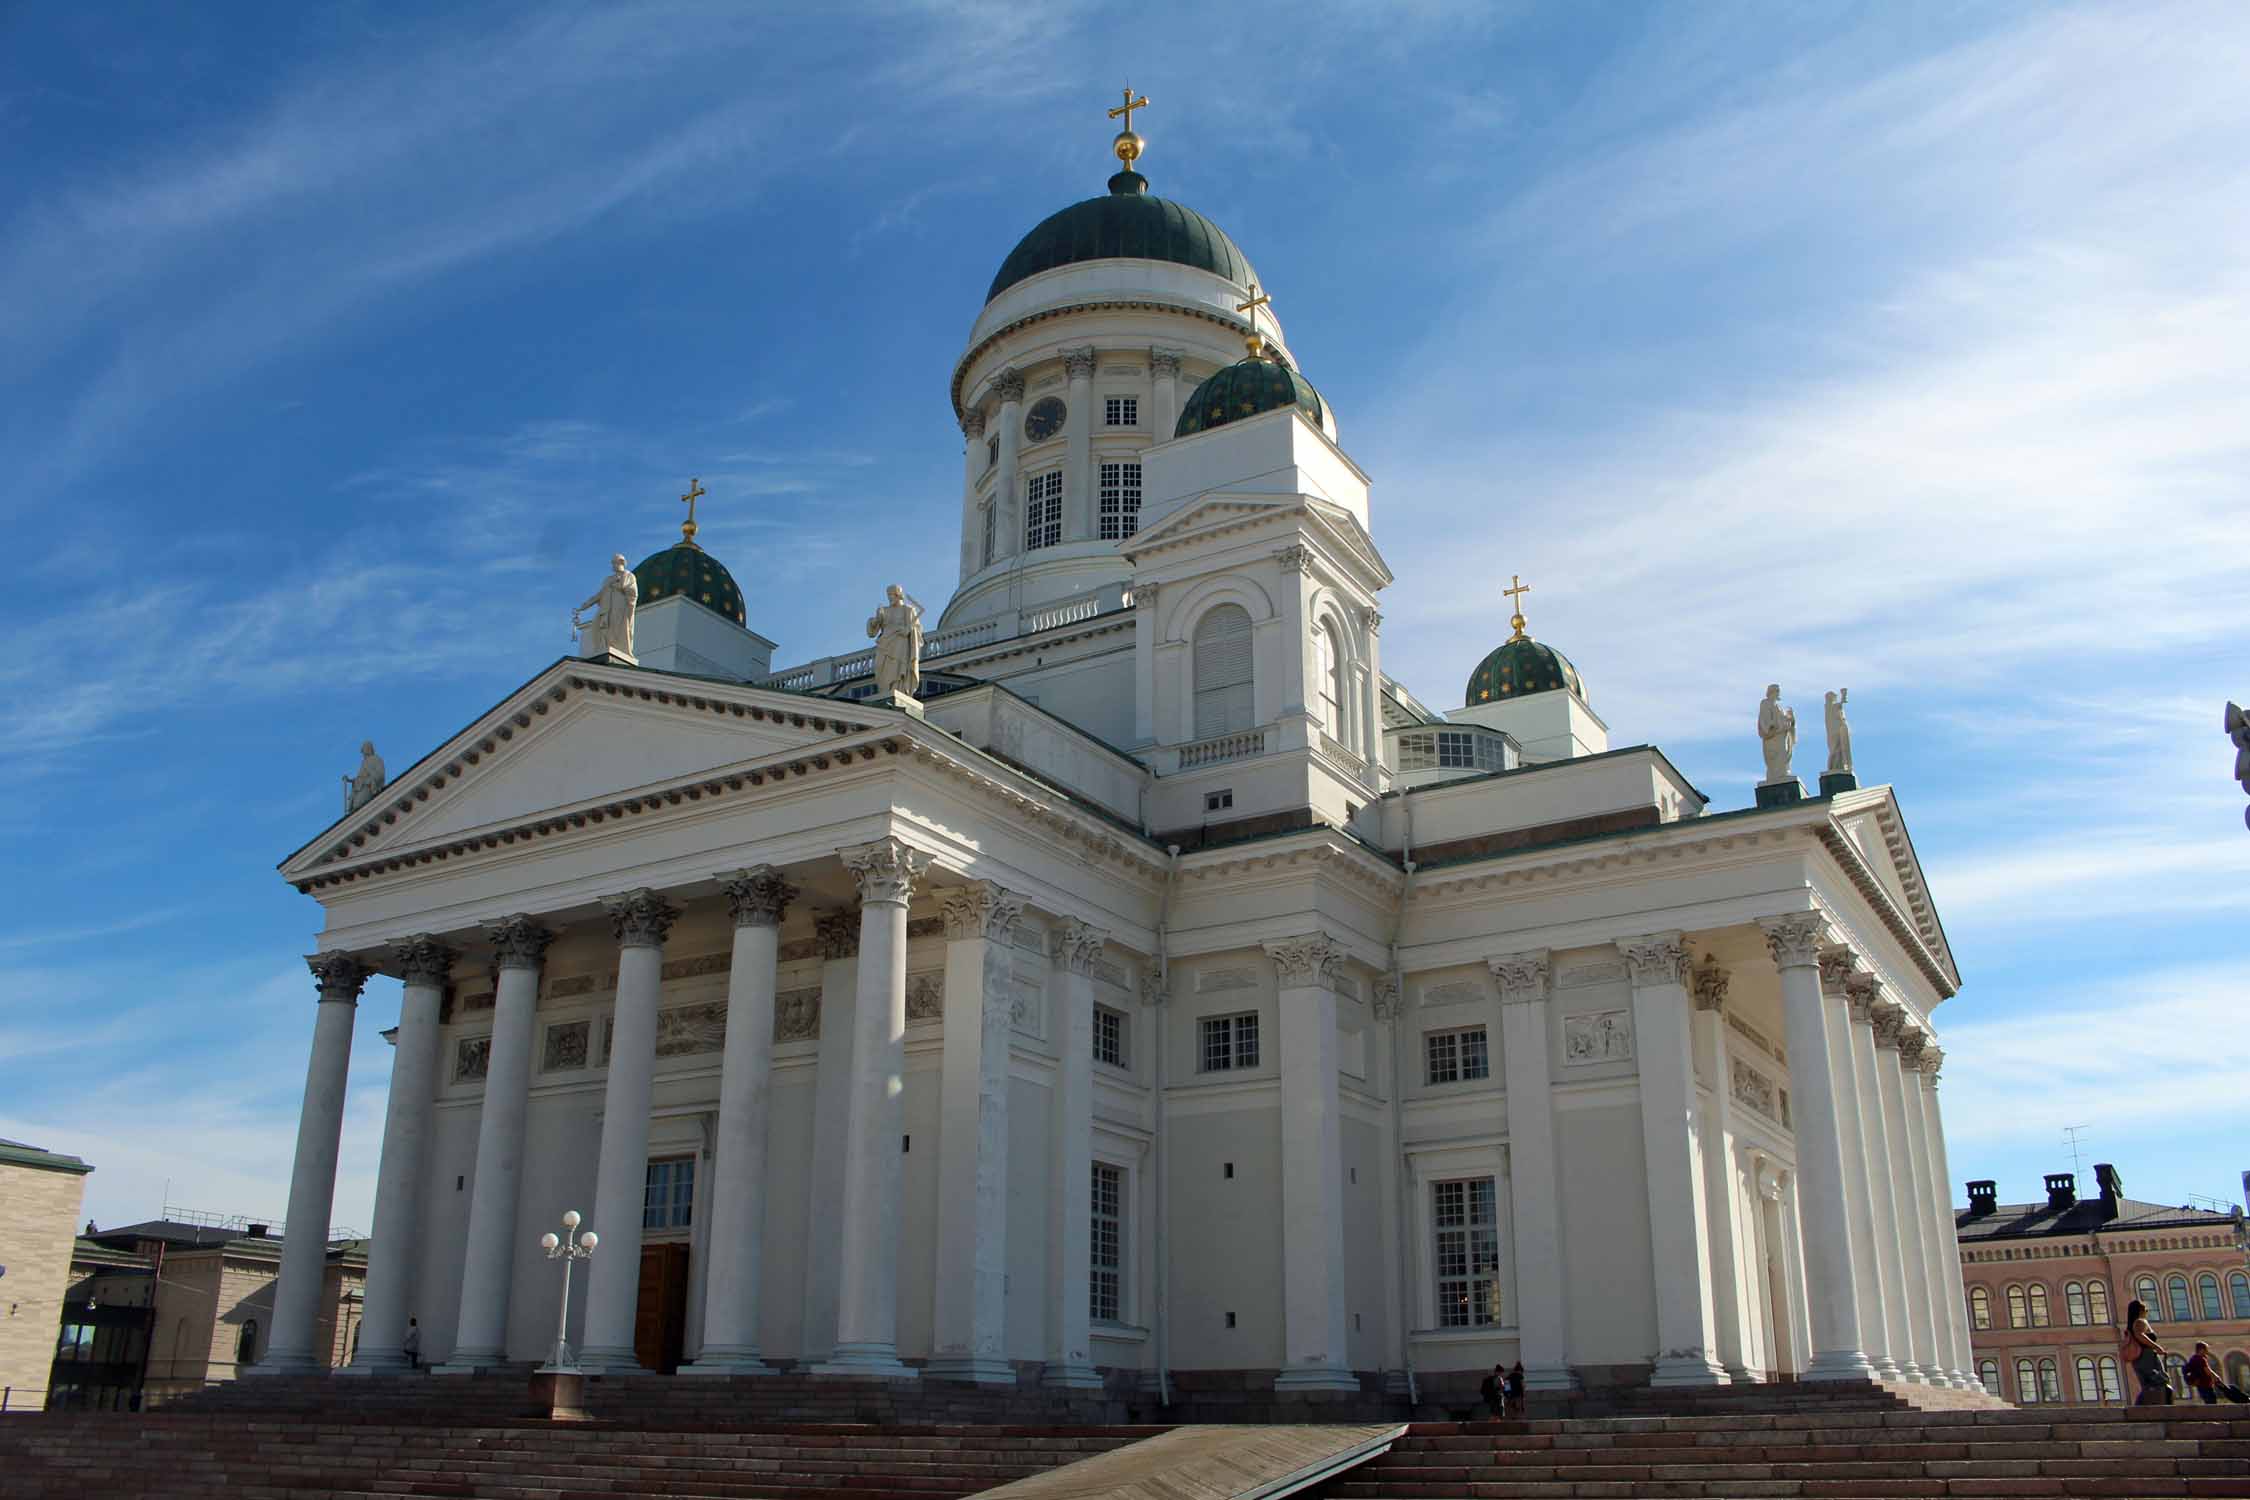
[1504,573,1532,641]
[679,477,707,547]
[1108,87,1150,171]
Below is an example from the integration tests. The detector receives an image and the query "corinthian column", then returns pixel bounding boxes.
[1045,917,1109,1388]
[351,936,452,1371]
[1872,998,1944,1384]
[1689,957,1754,1380]
[1063,347,1097,540]
[993,370,1025,562]
[1489,950,1574,1391]
[257,952,369,1374]
[929,882,1025,1384]
[682,868,797,1376]
[814,837,928,1377]
[577,889,680,1372]
[1823,949,1901,1380]
[1267,935,1356,1390]
[1912,1044,1976,1385]
[1758,914,1874,1381]
[439,915,549,1371]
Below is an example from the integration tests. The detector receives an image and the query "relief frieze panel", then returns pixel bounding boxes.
[1562,1009,1634,1066]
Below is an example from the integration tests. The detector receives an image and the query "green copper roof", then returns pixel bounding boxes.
[1174,355,1324,438]
[633,542,746,626]
[1466,635,1584,706]
[987,171,1256,303]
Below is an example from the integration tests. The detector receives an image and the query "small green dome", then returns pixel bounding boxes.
[633,542,746,626]
[987,171,1257,304]
[1174,356,1325,438]
[1466,634,1584,706]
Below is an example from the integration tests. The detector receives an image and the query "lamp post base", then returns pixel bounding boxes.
[527,1369,591,1421]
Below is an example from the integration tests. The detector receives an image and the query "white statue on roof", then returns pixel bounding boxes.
[574,553,639,660]
[1825,689,1853,775]
[868,584,925,698]
[342,741,386,814]
[1759,684,1796,785]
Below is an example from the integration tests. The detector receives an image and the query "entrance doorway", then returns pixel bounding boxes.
[634,1242,691,1373]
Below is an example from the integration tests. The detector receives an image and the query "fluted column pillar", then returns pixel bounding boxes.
[682,869,797,1375]
[959,409,988,582]
[1689,958,1755,1380]
[929,883,1025,1384]
[1873,1000,1948,1385]
[1489,951,1573,1391]
[257,952,369,1374]
[1621,934,1728,1387]
[1045,918,1108,1388]
[1268,935,1355,1390]
[814,837,927,1377]
[1822,948,1901,1380]
[801,909,859,1358]
[1911,1043,1975,1384]
[1149,349,1181,439]
[993,371,1024,562]
[1851,977,1921,1382]
[1758,914,1875,1381]
[439,916,549,1371]
[1063,347,1097,540]
[577,889,680,1372]
[351,936,453,1371]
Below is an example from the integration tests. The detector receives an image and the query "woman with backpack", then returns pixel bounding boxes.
[2122,1299,2173,1405]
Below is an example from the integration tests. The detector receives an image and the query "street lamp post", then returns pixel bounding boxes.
[536,1210,598,1373]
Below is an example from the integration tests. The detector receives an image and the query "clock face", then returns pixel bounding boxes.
[1024,397,1066,443]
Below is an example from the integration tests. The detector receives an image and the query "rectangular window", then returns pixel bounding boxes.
[1094,1004,1127,1068]
[1433,1177,1502,1328]
[980,502,996,567]
[1104,396,1138,427]
[643,1157,695,1230]
[1025,471,1062,550]
[1098,460,1142,540]
[1091,1162,1124,1323]
[1424,1025,1491,1085]
[1204,789,1234,813]
[1199,1011,1260,1072]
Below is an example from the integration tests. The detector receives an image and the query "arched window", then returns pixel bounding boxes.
[2096,1355,2122,1402]
[2197,1272,2223,1320]
[2166,1274,2193,1322]
[236,1319,259,1367]
[2165,1352,2187,1389]
[2037,1358,2061,1403]
[2064,1281,2088,1326]
[2229,1272,2250,1318]
[2027,1283,2051,1328]
[1977,1358,2001,1396]
[1192,604,1255,739]
[2137,1275,2161,1318]
[2006,1284,2029,1329]
[2015,1356,2039,1402]
[1969,1285,1992,1330]
[1316,622,1343,742]
[2088,1279,2111,1324]
[2076,1355,2099,1401]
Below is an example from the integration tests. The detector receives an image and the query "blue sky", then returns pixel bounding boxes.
[3,1,2245,1235]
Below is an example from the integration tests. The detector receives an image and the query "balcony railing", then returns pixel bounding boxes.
[1177,728,1268,769]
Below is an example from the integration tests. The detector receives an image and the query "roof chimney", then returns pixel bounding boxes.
[2045,1172,2077,1211]
[2095,1163,2123,1218]
[1967,1180,1998,1216]
[246,1222,269,1239]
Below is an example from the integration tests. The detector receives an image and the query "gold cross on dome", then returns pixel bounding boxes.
[1504,573,1532,641]
[680,477,707,545]
[1237,282,1272,357]
[1108,88,1149,133]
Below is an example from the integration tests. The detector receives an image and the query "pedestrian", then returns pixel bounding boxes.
[1505,1361,1526,1416]
[1479,1362,1504,1418]
[2121,1299,2172,1405]
[403,1317,421,1370]
[2183,1342,2223,1405]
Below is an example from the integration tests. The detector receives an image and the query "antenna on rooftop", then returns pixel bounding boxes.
[2063,1125,2091,1176]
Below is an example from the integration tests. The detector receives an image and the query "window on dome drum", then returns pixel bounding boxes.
[1091,1161,1124,1324]
[2027,1283,2051,1327]
[644,1156,694,1230]
[1104,396,1138,427]
[981,503,996,568]
[1098,460,1142,540]
[1024,471,1062,550]
[1199,1012,1259,1073]
[1968,1285,1992,1330]
[1192,604,1255,739]
[1432,1177,1502,1328]
[1093,1004,1127,1069]
[1424,1025,1490,1086]
[2231,1271,2250,1317]
[2006,1284,2029,1329]
[2198,1272,2224,1320]
[2167,1274,2193,1322]
[1977,1358,2001,1397]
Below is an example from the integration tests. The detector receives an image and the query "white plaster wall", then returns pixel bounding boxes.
[1341,1113,1389,1370]
[1139,409,1370,532]
[1557,1097,1658,1368]
[1447,691,1610,764]
[1006,1074,1053,1363]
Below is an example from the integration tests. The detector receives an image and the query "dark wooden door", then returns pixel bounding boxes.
[634,1242,690,1373]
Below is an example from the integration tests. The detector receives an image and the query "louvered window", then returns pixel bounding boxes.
[1192,604,1255,738]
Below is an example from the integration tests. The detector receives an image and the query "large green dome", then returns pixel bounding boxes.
[1175,355,1324,438]
[987,170,1256,304]
[1466,634,1584,706]
[633,541,746,626]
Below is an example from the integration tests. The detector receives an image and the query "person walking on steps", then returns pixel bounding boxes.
[2123,1299,2172,1405]
[2183,1342,2236,1404]
[403,1317,421,1371]
[1479,1363,1505,1418]
[1505,1362,1526,1416]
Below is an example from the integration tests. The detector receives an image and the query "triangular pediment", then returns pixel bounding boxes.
[281,660,881,877]
[1830,786,1960,991]
[1123,491,1392,587]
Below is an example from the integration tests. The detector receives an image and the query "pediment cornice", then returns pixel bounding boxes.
[1125,492,1391,589]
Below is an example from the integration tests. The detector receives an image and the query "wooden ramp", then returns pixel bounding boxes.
[966,1424,1406,1500]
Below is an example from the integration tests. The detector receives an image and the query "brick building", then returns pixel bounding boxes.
[1956,1163,2250,1405]
[0,1137,93,1413]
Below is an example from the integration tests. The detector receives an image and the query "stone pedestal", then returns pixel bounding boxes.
[527,1369,591,1421]
[1755,779,1806,808]
[1819,771,1858,796]
[871,689,925,719]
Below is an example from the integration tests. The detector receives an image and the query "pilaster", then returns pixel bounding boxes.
[1267,935,1356,1390]
[994,370,1025,562]
[1148,348,1182,438]
[1488,950,1574,1391]
[1063,347,1097,540]
[1688,956,1754,1381]
[1044,916,1108,1389]
[1822,947,1902,1380]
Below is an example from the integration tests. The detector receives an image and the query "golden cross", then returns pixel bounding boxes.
[1237,281,1272,357]
[680,477,707,544]
[1504,573,1532,640]
[1108,88,1149,133]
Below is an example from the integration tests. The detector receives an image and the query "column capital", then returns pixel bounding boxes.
[603,888,679,949]
[389,934,456,988]
[961,407,986,439]
[1869,996,1907,1049]
[721,866,797,929]
[481,913,552,970]
[1690,958,1731,1013]
[307,951,371,1004]
[994,368,1025,403]
[940,881,1024,942]
[1817,945,1863,1002]
[1757,912,1827,970]
[1062,346,1098,380]
[1617,932,1690,987]
[1360,606,1383,637]
[842,836,928,908]
[1844,971,1882,1026]
[815,907,860,959]
[1147,347,1182,377]
[1132,579,1160,609]
[1895,1028,1927,1066]
[1050,916,1110,975]
[1915,1043,1945,1079]
[1275,543,1313,574]
[1486,949,1552,1003]
[1264,934,1341,988]
[1140,971,1170,1008]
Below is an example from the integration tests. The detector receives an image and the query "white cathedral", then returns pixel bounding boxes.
[260,110,1974,1400]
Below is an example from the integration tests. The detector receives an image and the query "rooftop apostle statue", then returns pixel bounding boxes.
[342,741,386,814]
[574,553,639,660]
[1759,684,1796,785]
[1825,689,1853,775]
[868,584,925,698]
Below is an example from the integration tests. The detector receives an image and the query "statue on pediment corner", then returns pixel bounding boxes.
[573,552,638,659]
[342,741,386,813]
